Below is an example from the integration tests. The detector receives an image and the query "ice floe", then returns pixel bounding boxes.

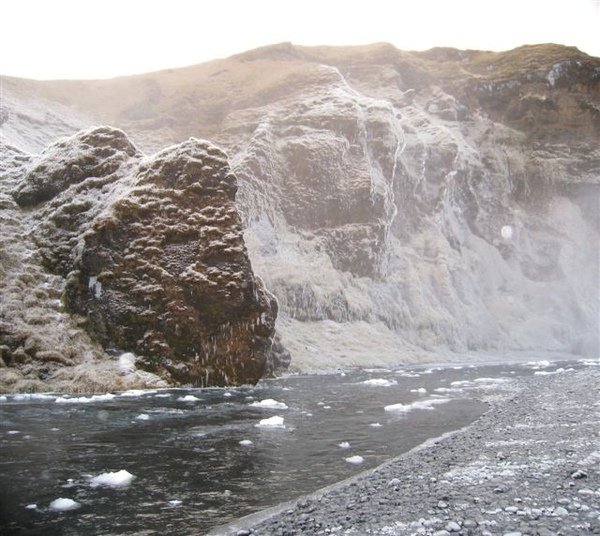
[13,393,56,401]
[25,503,37,510]
[338,441,351,449]
[168,499,182,506]
[49,498,80,511]
[345,455,364,465]
[362,379,397,387]
[177,395,200,402]
[250,399,288,409]
[135,414,150,421]
[384,398,451,414]
[410,387,427,394]
[89,469,135,488]
[255,416,285,428]
[369,422,383,427]
[55,394,116,404]
[239,439,254,446]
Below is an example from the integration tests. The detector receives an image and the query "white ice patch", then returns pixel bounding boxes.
[525,360,551,369]
[25,504,37,510]
[55,394,116,404]
[534,367,573,376]
[410,388,427,394]
[177,395,200,402]
[0,396,6,402]
[384,398,451,414]
[168,499,182,506]
[239,439,253,446]
[118,353,136,373]
[434,387,463,393]
[362,379,397,387]
[345,455,364,465]
[250,399,288,409]
[7,430,20,435]
[369,422,383,427]
[89,469,135,488]
[135,414,150,421]
[49,498,80,512]
[338,441,351,449]
[255,416,285,428]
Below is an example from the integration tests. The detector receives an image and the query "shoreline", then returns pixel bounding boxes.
[213,368,600,535]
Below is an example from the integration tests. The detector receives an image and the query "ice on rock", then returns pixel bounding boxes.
[338,441,351,449]
[255,416,285,428]
[250,399,288,409]
[384,398,451,413]
[362,378,397,387]
[118,352,136,373]
[239,439,254,446]
[90,469,135,488]
[345,455,364,465]
[177,395,200,402]
[49,498,81,511]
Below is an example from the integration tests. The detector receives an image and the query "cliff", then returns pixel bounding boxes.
[0,127,277,392]
[1,42,598,374]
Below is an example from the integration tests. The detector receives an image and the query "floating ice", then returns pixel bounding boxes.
[345,455,364,465]
[177,395,200,402]
[7,430,20,435]
[0,396,6,402]
[90,469,135,488]
[25,504,37,510]
[55,394,116,404]
[49,498,80,512]
[255,416,285,428]
[338,441,351,449]
[13,393,55,401]
[119,389,157,397]
[250,399,288,409]
[369,422,383,427]
[384,398,451,414]
[362,379,397,387]
[154,393,171,398]
[534,368,573,376]
[434,387,463,393]
[168,499,182,506]
[239,439,253,446]
[224,392,233,398]
[135,414,150,421]
[525,360,551,369]
[410,388,427,394]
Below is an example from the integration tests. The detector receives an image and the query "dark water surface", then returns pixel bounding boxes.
[0,359,585,535]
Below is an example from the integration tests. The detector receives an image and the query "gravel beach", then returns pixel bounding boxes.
[215,367,600,536]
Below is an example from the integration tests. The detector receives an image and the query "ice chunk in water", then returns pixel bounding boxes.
[255,416,285,428]
[49,498,80,511]
[345,455,364,465]
[89,469,135,488]
[250,399,288,409]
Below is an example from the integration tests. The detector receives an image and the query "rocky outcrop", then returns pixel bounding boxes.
[1,126,277,391]
[2,43,598,370]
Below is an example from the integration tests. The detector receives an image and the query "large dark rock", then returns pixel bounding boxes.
[8,127,278,387]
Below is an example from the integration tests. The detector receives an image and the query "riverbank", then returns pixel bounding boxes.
[216,367,600,535]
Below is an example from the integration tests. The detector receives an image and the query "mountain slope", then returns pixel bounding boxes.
[2,42,599,370]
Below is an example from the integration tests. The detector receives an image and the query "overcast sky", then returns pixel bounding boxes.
[1,0,599,80]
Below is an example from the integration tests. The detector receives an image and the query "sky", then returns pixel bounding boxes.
[1,0,599,80]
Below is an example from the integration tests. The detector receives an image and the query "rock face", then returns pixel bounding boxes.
[2,126,277,390]
[2,43,599,371]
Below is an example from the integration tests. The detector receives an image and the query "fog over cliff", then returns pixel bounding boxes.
[1,42,598,380]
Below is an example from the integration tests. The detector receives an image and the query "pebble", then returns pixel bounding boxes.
[554,506,568,516]
[446,521,461,532]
